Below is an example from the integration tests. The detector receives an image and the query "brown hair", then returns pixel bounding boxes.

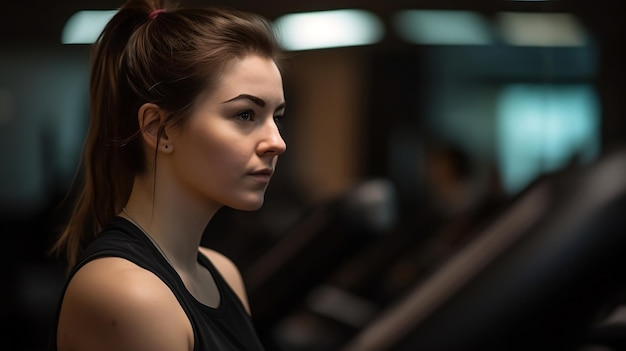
[52,0,283,268]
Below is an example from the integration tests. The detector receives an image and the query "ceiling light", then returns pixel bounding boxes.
[394,10,493,46]
[497,12,587,47]
[273,9,384,51]
[62,10,117,44]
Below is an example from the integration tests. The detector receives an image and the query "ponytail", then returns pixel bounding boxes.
[52,0,171,268]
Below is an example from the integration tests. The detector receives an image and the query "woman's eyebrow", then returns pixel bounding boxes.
[223,94,286,112]
[222,94,265,107]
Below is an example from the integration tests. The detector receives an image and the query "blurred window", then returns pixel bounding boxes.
[496,84,600,193]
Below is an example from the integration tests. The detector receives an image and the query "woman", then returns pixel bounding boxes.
[50,0,286,350]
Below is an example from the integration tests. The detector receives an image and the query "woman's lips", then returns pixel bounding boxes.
[248,169,273,182]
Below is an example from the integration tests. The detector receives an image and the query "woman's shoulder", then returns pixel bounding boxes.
[67,256,174,298]
[57,257,193,351]
[199,247,251,314]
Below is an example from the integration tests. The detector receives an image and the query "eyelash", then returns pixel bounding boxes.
[273,115,284,124]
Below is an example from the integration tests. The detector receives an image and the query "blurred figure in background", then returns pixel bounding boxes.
[380,142,508,301]
[317,141,508,317]
[49,0,287,350]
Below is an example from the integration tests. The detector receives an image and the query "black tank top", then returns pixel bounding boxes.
[50,217,265,351]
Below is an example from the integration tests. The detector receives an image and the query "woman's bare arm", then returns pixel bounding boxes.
[56,257,193,351]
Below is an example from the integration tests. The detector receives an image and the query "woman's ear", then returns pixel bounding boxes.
[138,103,173,153]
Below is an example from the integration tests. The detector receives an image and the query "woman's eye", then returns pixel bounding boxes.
[274,115,284,127]
[235,110,254,121]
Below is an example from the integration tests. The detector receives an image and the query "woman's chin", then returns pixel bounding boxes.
[230,196,265,211]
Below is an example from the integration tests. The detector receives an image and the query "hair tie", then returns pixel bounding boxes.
[149,9,166,20]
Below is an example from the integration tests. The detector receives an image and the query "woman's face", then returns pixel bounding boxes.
[167,54,286,211]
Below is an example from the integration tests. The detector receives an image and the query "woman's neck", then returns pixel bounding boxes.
[122,176,221,273]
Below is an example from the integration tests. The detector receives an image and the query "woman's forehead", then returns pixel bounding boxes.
[209,56,284,102]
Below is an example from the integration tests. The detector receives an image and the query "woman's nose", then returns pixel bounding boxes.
[258,119,286,156]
